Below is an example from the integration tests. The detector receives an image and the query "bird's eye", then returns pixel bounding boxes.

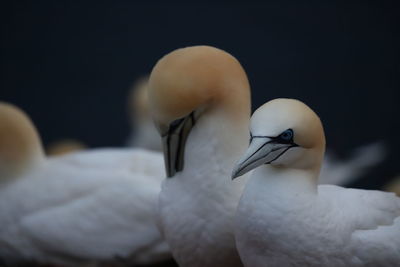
[279,129,293,142]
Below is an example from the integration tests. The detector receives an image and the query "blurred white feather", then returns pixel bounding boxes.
[320,141,386,185]
[126,76,162,151]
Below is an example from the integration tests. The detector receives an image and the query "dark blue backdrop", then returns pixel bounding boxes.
[1,1,399,189]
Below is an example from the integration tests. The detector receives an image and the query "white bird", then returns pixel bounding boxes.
[125,74,385,186]
[232,98,400,267]
[148,46,251,267]
[126,76,162,151]
[0,102,170,266]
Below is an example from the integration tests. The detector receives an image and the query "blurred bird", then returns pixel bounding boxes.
[232,98,400,267]
[126,76,162,151]
[149,46,249,267]
[384,175,400,196]
[46,139,86,156]
[319,141,385,186]
[0,102,170,266]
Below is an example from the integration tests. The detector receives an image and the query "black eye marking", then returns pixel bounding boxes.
[249,129,296,145]
[277,129,294,144]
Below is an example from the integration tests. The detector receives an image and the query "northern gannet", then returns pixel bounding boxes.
[0,102,170,266]
[232,98,400,267]
[125,75,385,186]
[126,76,162,151]
[46,139,86,156]
[148,46,250,267]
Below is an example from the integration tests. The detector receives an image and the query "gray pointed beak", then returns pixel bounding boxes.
[162,112,195,178]
[231,137,296,179]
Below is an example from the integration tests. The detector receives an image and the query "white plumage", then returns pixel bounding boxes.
[148,46,250,267]
[157,110,247,267]
[320,141,385,186]
[0,103,170,266]
[236,173,400,266]
[233,98,400,267]
[125,74,385,186]
[1,150,170,266]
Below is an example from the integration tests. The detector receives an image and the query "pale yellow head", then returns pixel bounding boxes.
[148,45,251,177]
[233,98,326,179]
[148,45,251,128]
[253,98,325,169]
[252,98,325,149]
[0,102,44,179]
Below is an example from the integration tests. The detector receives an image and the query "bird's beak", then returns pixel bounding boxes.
[161,112,196,178]
[232,137,296,179]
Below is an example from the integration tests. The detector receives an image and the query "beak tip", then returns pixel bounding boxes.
[231,167,241,180]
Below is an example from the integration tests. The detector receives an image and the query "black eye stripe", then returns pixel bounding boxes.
[251,135,269,138]
[249,129,295,145]
[279,129,293,141]
[276,129,294,144]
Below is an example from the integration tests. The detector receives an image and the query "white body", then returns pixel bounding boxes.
[236,166,400,267]
[158,110,248,267]
[0,148,170,266]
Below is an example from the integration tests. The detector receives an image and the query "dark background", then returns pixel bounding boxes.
[1,1,399,189]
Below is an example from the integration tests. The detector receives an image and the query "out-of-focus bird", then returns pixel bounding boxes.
[46,139,86,156]
[0,102,170,266]
[384,175,400,196]
[126,76,162,151]
[148,46,250,267]
[232,98,400,267]
[319,141,385,186]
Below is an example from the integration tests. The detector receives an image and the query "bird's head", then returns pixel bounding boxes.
[148,45,251,177]
[232,98,325,179]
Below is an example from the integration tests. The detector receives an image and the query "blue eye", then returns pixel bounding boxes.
[279,129,293,142]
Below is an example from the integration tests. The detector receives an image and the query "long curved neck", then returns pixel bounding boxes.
[181,102,250,186]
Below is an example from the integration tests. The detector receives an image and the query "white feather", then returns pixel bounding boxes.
[0,148,170,266]
[320,142,386,185]
[236,172,400,266]
[234,99,399,267]
[158,111,247,267]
